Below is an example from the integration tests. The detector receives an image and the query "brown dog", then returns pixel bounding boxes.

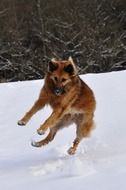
[18,57,96,155]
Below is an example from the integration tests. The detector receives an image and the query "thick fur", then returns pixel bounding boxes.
[18,57,96,155]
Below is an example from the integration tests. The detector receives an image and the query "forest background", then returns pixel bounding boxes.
[0,0,126,82]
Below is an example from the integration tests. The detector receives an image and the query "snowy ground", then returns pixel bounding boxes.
[0,71,126,190]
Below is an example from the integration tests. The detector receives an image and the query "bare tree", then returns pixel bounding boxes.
[0,0,126,82]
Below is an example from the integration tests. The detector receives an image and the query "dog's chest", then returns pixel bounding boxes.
[49,95,62,109]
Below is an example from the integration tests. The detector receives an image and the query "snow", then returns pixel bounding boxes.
[0,71,126,190]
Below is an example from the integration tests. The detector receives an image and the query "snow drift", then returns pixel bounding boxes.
[0,71,126,190]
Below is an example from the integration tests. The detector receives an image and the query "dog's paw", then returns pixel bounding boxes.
[31,140,41,147]
[37,129,46,135]
[18,120,26,126]
[67,147,76,155]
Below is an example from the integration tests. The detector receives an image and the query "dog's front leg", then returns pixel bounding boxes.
[37,87,78,135]
[18,87,48,126]
[37,107,66,135]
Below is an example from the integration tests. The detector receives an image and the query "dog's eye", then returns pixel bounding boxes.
[62,78,66,82]
[54,77,58,82]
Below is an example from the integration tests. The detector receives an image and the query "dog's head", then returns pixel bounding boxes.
[47,57,78,96]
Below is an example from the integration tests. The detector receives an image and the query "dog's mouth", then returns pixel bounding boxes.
[54,87,65,96]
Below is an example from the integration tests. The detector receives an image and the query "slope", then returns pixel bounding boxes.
[0,71,126,190]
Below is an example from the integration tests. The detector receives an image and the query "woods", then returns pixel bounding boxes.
[0,0,126,82]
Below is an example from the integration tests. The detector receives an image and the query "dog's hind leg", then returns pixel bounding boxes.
[68,113,95,155]
[67,137,80,155]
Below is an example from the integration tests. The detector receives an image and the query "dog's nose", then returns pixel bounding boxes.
[54,87,64,96]
[55,88,60,94]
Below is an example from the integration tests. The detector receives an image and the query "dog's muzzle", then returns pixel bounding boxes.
[54,87,65,96]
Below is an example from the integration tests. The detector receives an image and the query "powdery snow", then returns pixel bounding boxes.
[0,71,126,190]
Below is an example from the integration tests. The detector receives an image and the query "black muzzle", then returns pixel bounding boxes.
[54,87,65,96]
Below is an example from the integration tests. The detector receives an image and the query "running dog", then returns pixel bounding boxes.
[18,57,96,155]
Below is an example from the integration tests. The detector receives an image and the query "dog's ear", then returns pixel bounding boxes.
[48,58,58,72]
[64,56,77,75]
[68,56,74,65]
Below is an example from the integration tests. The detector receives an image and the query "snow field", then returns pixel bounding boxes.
[0,70,126,190]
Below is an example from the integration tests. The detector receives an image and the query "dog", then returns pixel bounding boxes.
[18,57,96,155]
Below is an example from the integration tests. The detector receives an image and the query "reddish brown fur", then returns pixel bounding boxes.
[18,57,96,155]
